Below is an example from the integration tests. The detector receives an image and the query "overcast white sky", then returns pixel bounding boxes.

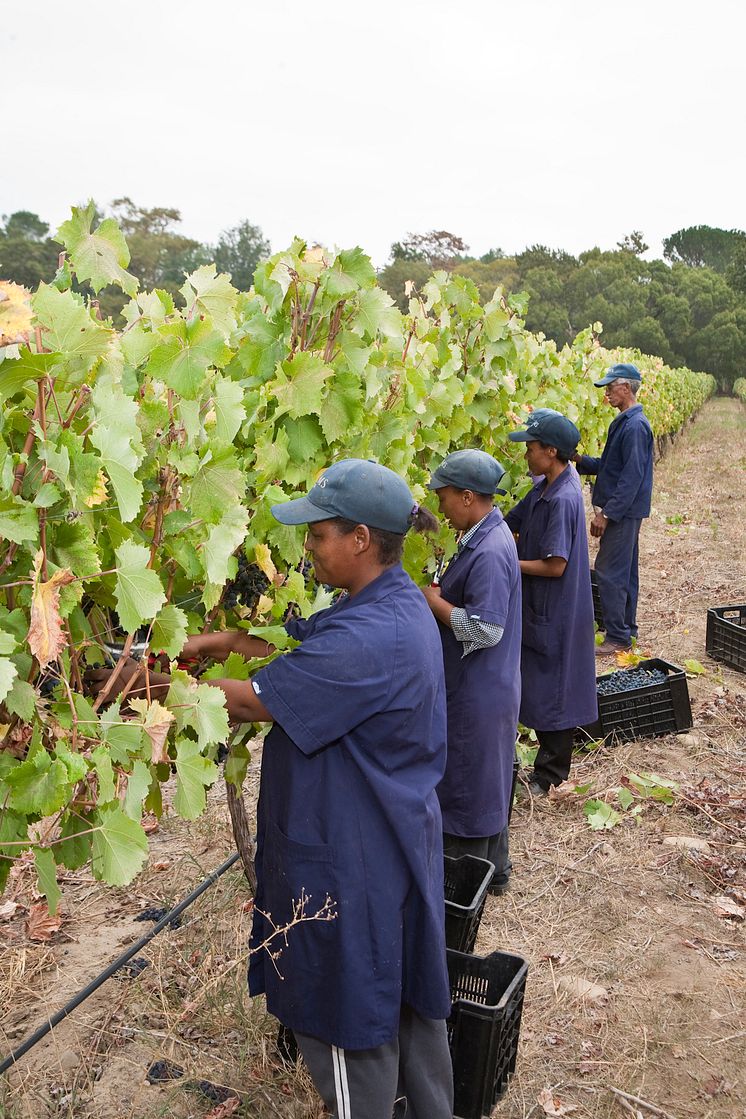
[3,0,745,266]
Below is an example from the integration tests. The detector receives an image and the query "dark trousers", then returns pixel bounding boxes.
[594,516,643,646]
[294,1004,453,1119]
[443,826,511,888]
[533,728,575,791]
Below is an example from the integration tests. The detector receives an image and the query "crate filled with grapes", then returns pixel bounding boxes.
[585,658,693,743]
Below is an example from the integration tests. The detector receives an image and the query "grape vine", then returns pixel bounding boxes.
[0,206,716,904]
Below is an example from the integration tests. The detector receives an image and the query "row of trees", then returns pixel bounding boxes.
[378,227,746,391]
[2,208,744,389]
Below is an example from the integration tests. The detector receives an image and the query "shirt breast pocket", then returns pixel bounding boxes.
[522,604,551,655]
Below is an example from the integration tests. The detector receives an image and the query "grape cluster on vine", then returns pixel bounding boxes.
[222,554,270,610]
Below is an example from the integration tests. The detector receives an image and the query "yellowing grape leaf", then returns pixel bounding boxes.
[129,698,175,765]
[83,469,109,508]
[0,281,33,344]
[27,551,75,669]
[254,543,277,582]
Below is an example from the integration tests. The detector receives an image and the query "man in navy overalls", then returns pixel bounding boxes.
[507,411,598,793]
[87,459,454,1119]
[574,363,654,656]
[422,449,522,893]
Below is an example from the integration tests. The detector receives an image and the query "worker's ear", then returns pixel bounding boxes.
[352,524,372,553]
[462,489,475,506]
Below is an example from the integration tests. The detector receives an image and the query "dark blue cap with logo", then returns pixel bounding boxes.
[508,408,580,458]
[594,362,643,387]
[427,449,507,495]
[271,458,417,534]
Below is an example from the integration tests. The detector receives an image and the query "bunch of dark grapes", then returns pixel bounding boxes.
[597,667,667,697]
[222,554,270,610]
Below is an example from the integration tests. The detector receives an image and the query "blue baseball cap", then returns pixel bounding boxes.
[508,408,580,458]
[594,362,643,387]
[427,449,507,495]
[271,459,417,534]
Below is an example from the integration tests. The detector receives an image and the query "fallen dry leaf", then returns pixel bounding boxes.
[0,899,20,920]
[663,835,711,854]
[537,1087,578,1115]
[540,952,569,965]
[27,552,76,669]
[711,895,745,921]
[142,814,159,834]
[557,975,609,1004]
[151,861,171,872]
[205,1099,240,1119]
[26,901,63,941]
[702,1076,734,1098]
[547,780,579,803]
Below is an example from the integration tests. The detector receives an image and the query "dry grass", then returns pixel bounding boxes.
[1,397,745,1119]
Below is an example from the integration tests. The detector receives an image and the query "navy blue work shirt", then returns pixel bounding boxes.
[248,564,451,1050]
[506,467,598,731]
[576,403,653,521]
[436,508,522,838]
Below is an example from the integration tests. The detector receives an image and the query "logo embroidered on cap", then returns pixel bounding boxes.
[317,476,327,488]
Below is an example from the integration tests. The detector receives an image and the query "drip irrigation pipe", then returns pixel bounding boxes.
[0,851,241,1076]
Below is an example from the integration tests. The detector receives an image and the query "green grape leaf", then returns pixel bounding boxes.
[188,450,245,524]
[201,652,251,681]
[55,744,88,785]
[617,786,635,811]
[0,494,39,546]
[272,353,334,419]
[174,739,218,819]
[0,347,58,406]
[583,799,622,830]
[56,811,93,870]
[317,370,363,442]
[191,683,231,749]
[114,541,167,633]
[181,265,238,338]
[212,375,245,446]
[34,847,62,915]
[100,701,144,764]
[356,287,402,340]
[0,809,29,890]
[202,506,248,587]
[224,741,251,787]
[56,201,138,297]
[254,422,291,484]
[89,384,145,522]
[146,319,230,400]
[323,247,376,298]
[151,605,189,660]
[91,745,116,804]
[0,658,18,705]
[4,677,37,721]
[91,805,148,885]
[32,285,111,367]
[5,751,71,816]
[123,760,152,821]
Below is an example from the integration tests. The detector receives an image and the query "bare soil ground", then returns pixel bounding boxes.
[1,397,745,1119]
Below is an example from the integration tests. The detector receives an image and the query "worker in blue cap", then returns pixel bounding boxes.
[423,449,522,891]
[573,363,654,654]
[506,411,597,795]
[87,459,454,1119]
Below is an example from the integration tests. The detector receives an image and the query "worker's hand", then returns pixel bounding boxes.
[590,511,608,538]
[572,452,583,464]
[84,657,143,701]
[421,584,442,610]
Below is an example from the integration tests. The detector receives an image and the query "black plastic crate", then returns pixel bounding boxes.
[590,568,605,631]
[585,657,693,743]
[447,948,528,1118]
[444,855,495,954]
[706,605,746,673]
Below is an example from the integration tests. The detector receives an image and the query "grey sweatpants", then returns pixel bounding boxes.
[294,1004,453,1119]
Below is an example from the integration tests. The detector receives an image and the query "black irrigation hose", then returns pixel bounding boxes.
[0,851,241,1076]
